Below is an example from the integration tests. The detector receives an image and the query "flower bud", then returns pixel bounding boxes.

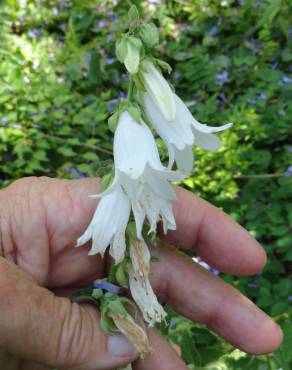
[140,60,176,121]
[140,23,159,47]
[124,36,142,74]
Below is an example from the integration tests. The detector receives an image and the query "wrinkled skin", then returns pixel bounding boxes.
[0,177,282,370]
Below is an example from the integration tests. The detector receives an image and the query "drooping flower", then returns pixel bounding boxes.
[76,183,131,263]
[108,311,151,358]
[100,294,152,358]
[143,92,232,174]
[103,110,184,238]
[128,265,166,327]
[128,238,166,326]
[140,61,176,121]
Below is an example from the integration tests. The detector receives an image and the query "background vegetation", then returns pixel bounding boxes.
[0,0,291,369]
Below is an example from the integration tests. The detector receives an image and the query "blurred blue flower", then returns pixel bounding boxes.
[1,118,8,126]
[93,278,121,294]
[216,70,228,85]
[65,166,85,178]
[27,28,41,39]
[279,76,292,85]
[107,32,114,41]
[258,92,267,100]
[105,57,115,65]
[3,154,12,162]
[192,257,220,276]
[209,26,218,36]
[107,98,119,112]
[284,166,292,177]
[97,20,107,29]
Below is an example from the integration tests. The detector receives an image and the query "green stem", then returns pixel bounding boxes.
[108,260,117,283]
[127,78,134,101]
[273,311,292,322]
[234,173,284,180]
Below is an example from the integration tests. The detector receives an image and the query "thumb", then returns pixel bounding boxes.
[0,258,138,370]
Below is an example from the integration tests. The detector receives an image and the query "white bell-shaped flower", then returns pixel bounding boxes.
[112,111,183,238]
[140,61,176,122]
[76,183,131,263]
[144,92,232,174]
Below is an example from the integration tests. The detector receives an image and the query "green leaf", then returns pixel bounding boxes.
[128,5,140,23]
[108,111,120,132]
[58,147,76,157]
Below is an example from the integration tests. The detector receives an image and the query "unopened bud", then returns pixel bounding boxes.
[140,23,159,47]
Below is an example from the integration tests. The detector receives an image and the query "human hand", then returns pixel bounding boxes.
[0,177,282,370]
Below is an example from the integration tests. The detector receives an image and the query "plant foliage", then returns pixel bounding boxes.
[0,0,291,369]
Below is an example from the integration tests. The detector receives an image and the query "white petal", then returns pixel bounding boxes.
[78,184,130,258]
[110,232,127,264]
[172,145,194,174]
[114,111,164,178]
[144,165,177,200]
[193,130,222,151]
[160,200,176,233]
[142,62,176,121]
[76,219,94,247]
[132,203,146,239]
[144,93,194,151]
[174,94,233,134]
[192,117,233,133]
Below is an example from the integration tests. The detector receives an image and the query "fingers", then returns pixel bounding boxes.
[149,244,283,355]
[0,258,138,370]
[160,187,266,275]
[133,329,188,370]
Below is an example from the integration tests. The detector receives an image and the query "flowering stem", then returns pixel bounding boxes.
[127,78,134,101]
[108,260,118,284]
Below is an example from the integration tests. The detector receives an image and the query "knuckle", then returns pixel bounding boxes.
[47,301,103,369]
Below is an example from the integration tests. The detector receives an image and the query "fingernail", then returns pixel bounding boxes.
[108,333,137,357]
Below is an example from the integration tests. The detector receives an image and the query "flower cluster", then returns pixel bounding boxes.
[76,6,232,356]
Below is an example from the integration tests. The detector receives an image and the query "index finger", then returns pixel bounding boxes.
[161,187,266,275]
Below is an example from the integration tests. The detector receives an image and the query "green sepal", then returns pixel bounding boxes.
[92,288,103,300]
[108,111,120,132]
[99,294,139,334]
[133,74,146,92]
[128,36,142,50]
[71,288,101,306]
[128,5,140,23]
[95,160,113,177]
[140,23,159,47]
[142,223,157,246]
[127,105,142,123]
[108,300,129,316]
[115,37,128,63]
[115,263,129,289]
[126,221,139,240]
[155,58,172,74]
[100,312,117,334]
[100,171,114,192]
